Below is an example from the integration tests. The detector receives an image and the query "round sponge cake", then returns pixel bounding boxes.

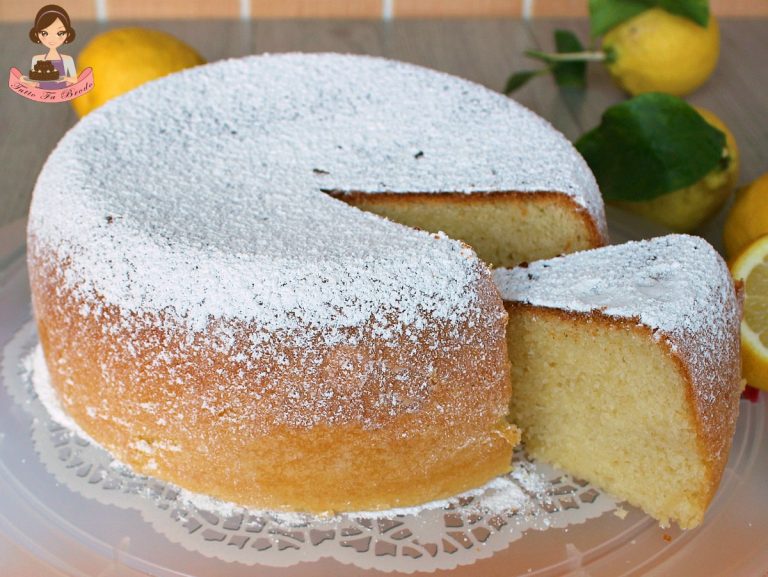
[27,53,605,512]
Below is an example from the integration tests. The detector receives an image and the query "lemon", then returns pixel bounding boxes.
[603,8,719,97]
[729,234,768,391]
[614,107,739,232]
[724,173,768,260]
[72,28,205,117]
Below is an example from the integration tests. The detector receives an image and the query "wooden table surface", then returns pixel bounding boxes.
[1,17,767,577]
[3,18,768,239]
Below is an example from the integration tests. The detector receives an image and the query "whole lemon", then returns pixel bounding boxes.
[614,108,739,232]
[72,28,205,117]
[724,172,768,259]
[603,8,719,97]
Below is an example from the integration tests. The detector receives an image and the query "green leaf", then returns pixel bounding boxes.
[590,0,648,37]
[575,93,725,202]
[552,29,586,89]
[656,0,709,26]
[503,69,544,94]
[589,0,709,37]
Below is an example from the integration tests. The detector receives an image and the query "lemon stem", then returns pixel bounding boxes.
[525,50,608,63]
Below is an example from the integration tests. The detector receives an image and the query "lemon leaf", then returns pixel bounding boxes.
[590,0,648,37]
[575,93,725,202]
[507,30,586,93]
[552,30,587,89]
[590,0,709,36]
[503,70,543,94]
[656,0,709,26]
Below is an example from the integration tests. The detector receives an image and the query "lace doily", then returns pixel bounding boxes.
[3,320,618,573]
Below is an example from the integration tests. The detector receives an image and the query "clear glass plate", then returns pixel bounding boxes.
[1,212,766,577]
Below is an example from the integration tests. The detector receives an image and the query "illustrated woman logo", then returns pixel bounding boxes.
[24,5,77,89]
[8,4,94,102]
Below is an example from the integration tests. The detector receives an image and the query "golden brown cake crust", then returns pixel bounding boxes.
[29,241,518,513]
[668,279,744,508]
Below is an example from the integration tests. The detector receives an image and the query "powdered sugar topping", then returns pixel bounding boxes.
[492,235,735,339]
[28,53,603,335]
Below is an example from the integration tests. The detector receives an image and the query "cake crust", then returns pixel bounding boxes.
[30,240,518,512]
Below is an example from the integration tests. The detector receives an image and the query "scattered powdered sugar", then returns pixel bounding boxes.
[470,476,529,514]
[511,461,551,495]
[172,460,539,527]
[492,235,736,340]
[23,345,97,446]
[28,53,604,337]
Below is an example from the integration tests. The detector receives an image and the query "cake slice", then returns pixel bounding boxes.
[493,235,743,529]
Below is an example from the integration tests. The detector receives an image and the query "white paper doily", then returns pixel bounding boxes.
[2,319,618,573]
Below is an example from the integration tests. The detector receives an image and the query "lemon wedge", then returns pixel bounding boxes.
[730,234,768,391]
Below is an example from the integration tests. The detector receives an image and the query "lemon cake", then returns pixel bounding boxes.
[493,235,743,529]
[26,53,609,513]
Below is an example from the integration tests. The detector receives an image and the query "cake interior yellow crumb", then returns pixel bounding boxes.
[505,306,710,529]
[339,193,601,268]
